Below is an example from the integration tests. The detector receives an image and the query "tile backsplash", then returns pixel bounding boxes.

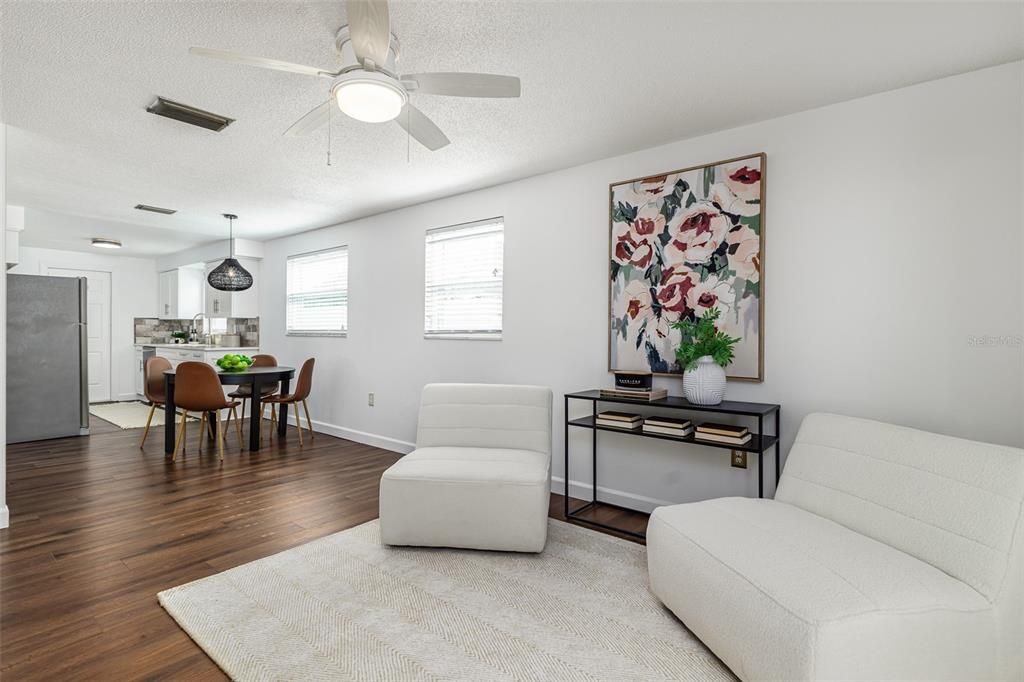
[134,317,259,346]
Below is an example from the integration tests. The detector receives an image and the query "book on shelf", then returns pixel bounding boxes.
[643,416,692,430]
[598,387,668,401]
[693,431,753,446]
[596,418,642,430]
[695,422,749,437]
[596,410,642,423]
[642,424,694,438]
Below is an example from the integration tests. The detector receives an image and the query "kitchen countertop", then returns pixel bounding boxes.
[135,343,259,351]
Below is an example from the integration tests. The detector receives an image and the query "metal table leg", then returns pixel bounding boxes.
[163,376,175,454]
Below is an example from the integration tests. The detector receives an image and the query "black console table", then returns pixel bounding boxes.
[564,390,781,539]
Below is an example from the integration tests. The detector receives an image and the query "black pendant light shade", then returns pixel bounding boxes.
[208,257,253,291]
[208,214,253,292]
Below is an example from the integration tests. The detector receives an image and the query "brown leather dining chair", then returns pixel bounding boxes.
[264,358,315,446]
[172,361,242,461]
[139,356,172,449]
[228,353,279,433]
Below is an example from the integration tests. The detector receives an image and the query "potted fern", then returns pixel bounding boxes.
[672,308,741,405]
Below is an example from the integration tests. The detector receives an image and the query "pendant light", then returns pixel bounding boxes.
[207,213,253,292]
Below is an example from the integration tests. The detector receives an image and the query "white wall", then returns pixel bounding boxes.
[11,246,157,401]
[259,62,1024,508]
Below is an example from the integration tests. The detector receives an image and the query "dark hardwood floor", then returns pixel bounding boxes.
[0,413,648,680]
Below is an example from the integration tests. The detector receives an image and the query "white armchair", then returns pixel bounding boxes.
[647,413,1024,681]
[379,383,553,552]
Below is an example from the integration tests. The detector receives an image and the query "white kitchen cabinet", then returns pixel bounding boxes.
[135,348,145,397]
[158,267,204,320]
[155,347,205,368]
[158,270,174,319]
[204,257,260,318]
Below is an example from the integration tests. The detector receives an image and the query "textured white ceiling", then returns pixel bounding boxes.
[2,1,1022,254]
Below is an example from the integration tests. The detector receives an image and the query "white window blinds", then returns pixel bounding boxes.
[287,246,348,335]
[424,218,504,337]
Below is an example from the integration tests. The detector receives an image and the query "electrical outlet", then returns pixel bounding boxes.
[731,450,747,469]
[368,392,374,407]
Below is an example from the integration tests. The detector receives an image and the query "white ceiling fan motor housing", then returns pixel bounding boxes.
[331,25,407,123]
[334,25,401,72]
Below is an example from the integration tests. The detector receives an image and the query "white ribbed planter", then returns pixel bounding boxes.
[682,355,726,405]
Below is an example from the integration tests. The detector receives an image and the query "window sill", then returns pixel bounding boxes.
[287,331,348,338]
[424,333,502,341]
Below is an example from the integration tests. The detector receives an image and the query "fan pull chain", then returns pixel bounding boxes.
[406,104,411,164]
[327,95,333,167]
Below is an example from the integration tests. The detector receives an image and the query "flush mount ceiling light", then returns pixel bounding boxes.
[207,214,253,292]
[331,71,407,123]
[91,238,122,249]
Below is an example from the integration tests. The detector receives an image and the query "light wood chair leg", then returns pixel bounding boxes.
[223,407,230,448]
[197,412,207,453]
[217,412,226,461]
[295,403,304,446]
[231,406,242,446]
[139,403,156,449]
[303,400,314,441]
[172,410,188,461]
[265,404,277,442]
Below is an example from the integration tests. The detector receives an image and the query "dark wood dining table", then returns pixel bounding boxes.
[163,365,296,453]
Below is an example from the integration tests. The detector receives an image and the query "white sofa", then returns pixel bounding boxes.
[379,383,553,552]
[648,412,1024,682]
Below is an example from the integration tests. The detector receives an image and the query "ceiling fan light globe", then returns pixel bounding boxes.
[333,73,407,123]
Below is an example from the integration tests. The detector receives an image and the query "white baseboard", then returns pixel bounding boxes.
[117,393,142,402]
[282,413,415,455]
[276,417,671,511]
[550,475,671,514]
[0,504,9,529]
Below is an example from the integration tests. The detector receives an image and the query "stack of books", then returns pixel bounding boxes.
[598,386,668,402]
[694,422,752,445]
[595,411,643,430]
[642,416,693,438]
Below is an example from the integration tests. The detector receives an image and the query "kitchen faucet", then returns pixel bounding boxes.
[191,313,209,344]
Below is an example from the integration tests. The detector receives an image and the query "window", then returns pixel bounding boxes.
[287,246,349,336]
[424,218,504,338]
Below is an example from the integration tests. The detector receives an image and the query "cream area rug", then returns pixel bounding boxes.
[90,401,194,429]
[158,519,733,681]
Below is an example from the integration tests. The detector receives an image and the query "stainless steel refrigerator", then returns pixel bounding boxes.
[7,274,90,443]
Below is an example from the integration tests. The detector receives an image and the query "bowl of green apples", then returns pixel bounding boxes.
[216,353,253,372]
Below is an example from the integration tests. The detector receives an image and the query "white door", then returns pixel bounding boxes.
[48,268,112,403]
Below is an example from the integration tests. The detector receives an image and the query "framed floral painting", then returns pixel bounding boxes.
[608,153,765,381]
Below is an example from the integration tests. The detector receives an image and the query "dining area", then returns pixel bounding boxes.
[139,353,317,460]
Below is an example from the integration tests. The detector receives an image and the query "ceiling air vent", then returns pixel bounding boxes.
[146,97,234,132]
[134,203,177,215]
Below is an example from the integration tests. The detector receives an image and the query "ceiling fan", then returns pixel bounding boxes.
[190,0,521,151]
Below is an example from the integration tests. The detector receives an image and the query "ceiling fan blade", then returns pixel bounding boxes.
[395,104,450,151]
[283,101,332,137]
[402,73,521,98]
[189,47,331,78]
[346,0,391,67]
